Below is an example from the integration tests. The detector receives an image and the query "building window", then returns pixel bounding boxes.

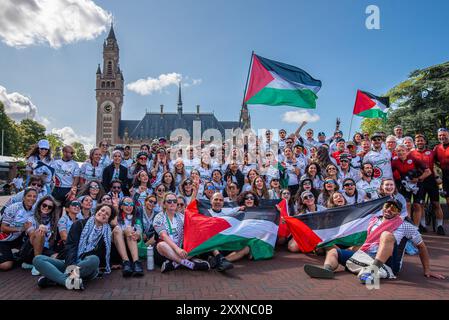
[101,81,105,88]
[106,81,110,88]
[107,61,112,75]
[111,81,115,88]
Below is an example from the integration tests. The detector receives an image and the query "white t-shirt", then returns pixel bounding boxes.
[183,158,200,176]
[356,178,381,200]
[52,159,80,188]
[363,149,393,181]
[80,162,104,183]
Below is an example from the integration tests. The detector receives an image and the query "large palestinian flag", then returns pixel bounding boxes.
[183,199,280,260]
[244,53,322,109]
[284,197,389,252]
[353,90,390,119]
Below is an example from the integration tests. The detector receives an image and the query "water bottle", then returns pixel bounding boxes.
[147,245,154,271]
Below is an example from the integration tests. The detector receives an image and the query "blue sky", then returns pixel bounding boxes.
[1,0,448,147]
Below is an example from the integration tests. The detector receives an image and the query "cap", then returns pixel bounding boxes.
[339,153,352,161]
[158,137,167,143]
[346,141,355,147]
[336,138,345,143]
[385,199,403,211]
[112,149,123,158]
[342,177,356,185]
[318,132,326,137]
[38,139,50,149]
[334,130,343,135]
[136,151,149,159]
[371,132,383,140]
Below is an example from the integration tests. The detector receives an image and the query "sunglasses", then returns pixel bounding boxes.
[39,148,49,151]
[138,157,147,161]
[112,186,121,189]
[245,196,255,201]
[70,202,81,207]
[165,199,177,204]
[90,185,100,189]
[31,183,43,187]
[372,138,382,141]
[157,188,165,192]
[102,197,112,201]
[206,186,216,191]
[101,144,109,147]
[384,203,399,212]
[184,181,193,186]
[282,192,290,196]
[344,183,355,187]
[325,180,335,184]
[122,202,134,207]
[302,195,314,200]
[41,203,54,210]
[146,200,157,204]
[438,128,449,133]
[177,202,185,207]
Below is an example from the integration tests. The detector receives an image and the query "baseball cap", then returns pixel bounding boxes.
[385,199,403,211]
[136,151,149,159]
[336,138,345,143]
[334,130,343,135]
[346,141,355,147]
[371,132,383,140]
[38,139,50,149]
[158,137,167,143]
[318,132,326,137]
[339,153,352,161]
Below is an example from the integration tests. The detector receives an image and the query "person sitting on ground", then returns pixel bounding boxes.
[153,192,210,273]
[0,188,38,271]
[2,176,47,211]
[317,178,339,207]
[76,180,104,215]
[33,204,117,290]
[303,199,445,282]
[341,178,367,205]
[111,197,144,277]
[55,200,84,254]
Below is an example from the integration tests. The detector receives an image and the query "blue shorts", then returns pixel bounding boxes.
[337,242,401,275]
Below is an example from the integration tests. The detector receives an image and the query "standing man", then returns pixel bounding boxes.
[294,121,318,155]
[122,145,134,171]
[51,145,80,207]
[411,134,445,235]
[363,132,393,181]
[278,129,287,154]
[434,128,449,232]
[394,125,405,145]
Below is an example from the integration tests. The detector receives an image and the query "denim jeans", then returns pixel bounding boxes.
[33,255,100,286]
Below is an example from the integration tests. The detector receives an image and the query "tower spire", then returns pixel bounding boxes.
[107,21,116,40]
[177,82,183,116]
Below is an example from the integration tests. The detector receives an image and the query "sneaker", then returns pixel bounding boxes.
[21,262,33,270]
[37,276,56,289]
[419,225,428,233]
[207,255,217,269]
[161,260,175,273]
[437,225,446,236]
[122,260,133,277]
[132,260,144,277]
[216,256,233,272]
[192,259,210,271]
[303,264,334,279]
[31,266,41,276]
[65,277,84,290]
[357,266,378,285]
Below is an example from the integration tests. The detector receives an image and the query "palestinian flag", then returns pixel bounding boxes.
[244,53,322,109]
[284,197,389,252]
[183,199,280,260]
[353,90,390,119]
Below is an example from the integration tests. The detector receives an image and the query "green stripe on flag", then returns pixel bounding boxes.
[246,87,317,109]
[356,109,387,119]
[188,234,274,260]
[317,231,367,248]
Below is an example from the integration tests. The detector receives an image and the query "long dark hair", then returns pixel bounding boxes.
[25,144,52,161]
[162,171,176,192]
[315,146,333,173]
[295,178,319,203]
[118,197,138,226]
[132,170,152,188]
[237,191,259,207]
[95,203,117,223]
[304,163,322,180]
[77,180,105,201]
[33,195,58,237]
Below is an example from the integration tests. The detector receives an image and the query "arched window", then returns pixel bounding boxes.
[107,61,112,75]
[101,81,105,88]
[111,81,115,88]
[106,81,110,88]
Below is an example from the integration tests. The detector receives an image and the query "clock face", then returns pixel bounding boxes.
[104,104,112,113]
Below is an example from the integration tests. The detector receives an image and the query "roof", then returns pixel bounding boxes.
[119,112,241,141]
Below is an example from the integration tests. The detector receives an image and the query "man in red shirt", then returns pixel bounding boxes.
[331,138,347,165]
[391,144,431,228]
[411,134,445,235]
[434,128,449,227]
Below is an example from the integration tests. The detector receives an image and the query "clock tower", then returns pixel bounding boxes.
[96,23,124,145]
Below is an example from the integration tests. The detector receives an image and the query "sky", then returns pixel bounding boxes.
[1,0,449,150]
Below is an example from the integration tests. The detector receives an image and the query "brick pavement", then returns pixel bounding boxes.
[1,196,449,300]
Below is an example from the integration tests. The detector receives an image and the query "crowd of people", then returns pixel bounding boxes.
[0,120,447,289]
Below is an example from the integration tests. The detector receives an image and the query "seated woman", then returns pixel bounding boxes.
[140,195,158,248]
[317,178,339,207]
[153,192,210,273]
[76,180,104,215]
[288,191,326,253]
[2,176,47,211]
[178,178,196,204]
[251,176,270,200]
[56,200,84,254]
[176,196,187,213]
[297,178,320,199]
[78,195,93,219]
[33,204,116,290]
[0,188,38,271]
[20,195,59,275]
[268,178,282,200]
[112,197,144,277]
[301,163,324,191]
[327,191,348,208]
[341,178,366,205]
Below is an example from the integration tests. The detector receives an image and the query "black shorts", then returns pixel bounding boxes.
[418,177,440,202]
[0,237,24,265]
[443,171,449,196]
[398,182,424,204]
[51,187,72,207]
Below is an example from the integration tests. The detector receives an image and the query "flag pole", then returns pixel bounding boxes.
[348,114,355,141]
[242,50,255,107]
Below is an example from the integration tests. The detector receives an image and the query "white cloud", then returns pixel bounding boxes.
[51,127,95,153]
[126,73,202,95]
[0,85,38,121]
[282,110,320,124]
[0,0,111,48]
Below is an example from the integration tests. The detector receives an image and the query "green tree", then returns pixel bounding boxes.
[16,118,46,156]
[386,61,449,147]
[360,118,387,136]
[72,142,88,162]
[0,102,21,156]
[46,133,64,159]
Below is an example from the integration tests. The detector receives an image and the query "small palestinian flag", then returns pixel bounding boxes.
[244,53,322,109]
[284,197,389,252]
[183,199,280,260]
[353,90,390,119]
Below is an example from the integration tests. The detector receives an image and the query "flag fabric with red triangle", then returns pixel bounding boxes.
[353,90,390,119]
